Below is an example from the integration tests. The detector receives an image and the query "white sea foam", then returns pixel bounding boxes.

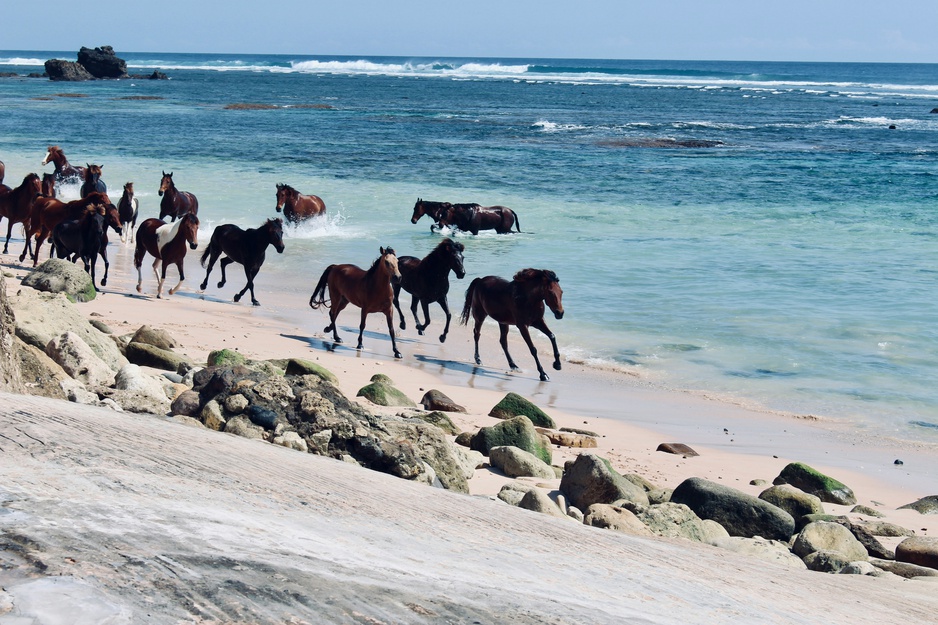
[532,120,588,133]
[0,57,45,66]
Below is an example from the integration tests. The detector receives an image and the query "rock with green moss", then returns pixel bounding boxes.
[22,259,96,302]
[356,376,416,407]
[470,415,552,464]
[414,410,460,436]
[284,358,337,383]
[488,392,556,429]
[125,342,192,372]
[207,348,246,367]
[772,462,856,506]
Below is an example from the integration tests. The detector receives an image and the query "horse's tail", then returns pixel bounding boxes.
[459,278,481,325]
[199,239,213,268]
[309,265,333,309]
[511,209,521,233]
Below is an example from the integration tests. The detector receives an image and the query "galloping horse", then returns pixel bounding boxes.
[23,191,113,265]
[41,146,85,183]
[275,183,326,223]
[0,173,42,255]
[460,268,564,382]
[437,203,520,235]
[309,247,403,358]
[199,218,285,306]
[80,164,107,198]
[134,212,200,298]
[117,182,139,243]
[393,238,466,343]
[158,171,199,221]
[51,204,107,290]
[41,173,56,199]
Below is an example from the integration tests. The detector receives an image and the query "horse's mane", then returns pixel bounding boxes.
[432,238,464,255]
[366,247,396,278]
[513,268,559,284]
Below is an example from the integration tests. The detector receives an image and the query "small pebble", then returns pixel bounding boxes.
[894,459,904,465]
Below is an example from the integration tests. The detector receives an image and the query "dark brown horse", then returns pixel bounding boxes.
[200,218,285,306]
[23,191,113,266]
[309,247,403,358]
[41,173,56,199]
[0,173,42,255]
[437,203,520,235]
[410,198,449,230]
[393,238,466,343]
[0,159,4,185]
[80,164,107,198]
[134,212,200,298]
[117,182,139,243]
[51,204,108,290]
[41,146,85,182]
[158,171,199,221]
[275,183,326,223]
[460,268,564,381]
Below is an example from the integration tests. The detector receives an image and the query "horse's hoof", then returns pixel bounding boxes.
[217,281,225,288]
[417,328,425,336]
[394,351,403,359]
[251,301,260,307]
[136,286,142,293]
[474,357,482,365]
[233,294,242,302]
[439,334,446,343]
[553,362,562,371]
[399,322,406,330]
[199,282,207,290]
[539,373,550,382]
[100,279,107,287]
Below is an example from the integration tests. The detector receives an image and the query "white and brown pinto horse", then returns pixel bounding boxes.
[134,212,200,298]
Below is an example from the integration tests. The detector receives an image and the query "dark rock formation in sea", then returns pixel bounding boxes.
[77,46,128,78]
[44,59,94,82]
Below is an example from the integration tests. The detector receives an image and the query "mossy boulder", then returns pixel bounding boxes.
[22,259,96,303]
[356,375,416,407]
[772,462,856,506]
[488,392,556,429]
[414,410,460,436]
[207,348,247,367]
[469,415,552,464]
[124,342,191,372]
[284,357,337,383]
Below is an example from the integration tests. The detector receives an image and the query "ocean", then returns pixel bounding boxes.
[1,51,937,442]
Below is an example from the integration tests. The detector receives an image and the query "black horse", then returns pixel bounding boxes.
[80,164,107,198]
[199,218,285,306]
[393,238,466,342]
[437,203,520,235]
[51,205,107,290]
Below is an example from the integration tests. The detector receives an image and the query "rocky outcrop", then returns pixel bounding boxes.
[77,46,128,78]
[488,392,556,428]
[0,272,24,393]
[671,477,795,541]
[44,59,94,82]
[21,259,96,302]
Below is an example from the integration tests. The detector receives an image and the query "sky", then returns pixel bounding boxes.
[5,0,937,63]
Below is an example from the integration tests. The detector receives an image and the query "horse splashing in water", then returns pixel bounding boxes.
[393,238,466,343]
[309,247,403,358]
[436,203,520,235]
[460,268,564,381]
[200,218,285,306]
[80,164,107,198]
[275,183,325,223]
[117,182,139,243]
[158,171,199,221]
[0,173,42,255]
[134,212,200,298]
[410,198,449,230]
[41,146,85,183]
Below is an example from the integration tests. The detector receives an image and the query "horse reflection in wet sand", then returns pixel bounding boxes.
[460,268,564,381]
[309,247,403,358]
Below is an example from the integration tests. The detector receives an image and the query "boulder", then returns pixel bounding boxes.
[488,392,556,428]
[538,429,597,448]
[656,443,699,457]
[413,410,459,436]
[803,550,852,573]
[452,446,484,481]
[671,477,795,541]
[518,489,565,518]
[170,389,201,417]
[45,331,116,387]
[0,272,24,393]
[758,484,825,519]
[125,342,192,372]
[497,482,535,507]
[895,536,938,570]
[636,502,730,544]
[272,431,308,453]
[76,46,128,79]
[224,415,267,440]
[713,537,807,569]
[15,339,69,399]
[772,462,856,505]
[284,358,337,383]
[839,521,895,559]
[130,325,179,351]
[489,445,556,479]
[208,348,246,367]
[470,415,552,464]
[584,504,653,536]
[420,389,466,413]
[791,521,868,562]
[898,495,938,515]
[356,375,415,407]
[869,558,938,579]
[44,59,94,81]
[22,259,96,302]
[383,419,470,493]
[559,453,649,511]
[850,504,885,518]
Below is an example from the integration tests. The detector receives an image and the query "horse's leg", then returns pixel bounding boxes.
[152,258,163,298]
[356,309,368,350]
[416,298,432,335]
[168,261,186,295]
[200,247,220,291]
[98,245,109,287]
[236,263,260,306]
[392,285,406,330]
[218,257,234,289]
[438,297,452,343]
[385,310,402,359]
[325,298,348,342]
[532,319,562,372]
[31,230,49,267]
[471,314,485,365]
[411,297,425,335]
[2,220,13,255]
[498,323,521,372]
[517,324,549,381]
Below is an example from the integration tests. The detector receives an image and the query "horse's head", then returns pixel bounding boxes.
[158,171,173,196]
[41,146,61,167]
[123,181,134,197]
[182,212,200,249]
[41,173,56,198]
[379,246,401,282]
[542,270,564,319]
[83,191,112,208]
[515,268,564,319]
[22,173,41,198]
[411,198,427,224]
[267,218,285,253]
[275,183,294,213]
[103,202,123,235]
[85,164,102,182]
[440,238,466,279]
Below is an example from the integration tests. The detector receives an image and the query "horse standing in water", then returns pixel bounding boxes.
[275,183,326,223]
[436,203,520,235]
[41,146,85,183]
[80,164,107,198]
[200,218,285,306]
[134,212,200,298]
[460,268,564,382]
[393,238,466,343]
[410,198,449,231]
[117,182,139,243]
[0,173,42,255]
[309,247,403,358]
[158,171,199,221]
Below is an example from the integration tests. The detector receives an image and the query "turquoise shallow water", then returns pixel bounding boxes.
[1,52,938,441]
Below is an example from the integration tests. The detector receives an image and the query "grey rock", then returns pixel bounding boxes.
[15,339,69,400]
[850,504,885,518]
[470,415,552,465]
[518,489,566,518]
[356,376,416,407]
[77,46,128,79]
[713,536,807,569]
[452,446,484,481]
[413,410,460,436]
[130,325,179,350]
[382,419,470,493]
[22,258,96,302]
[45,331,116,387]
[758,484,825,519]
[671,477,795,541]
[839,561,880,576]
[420,389,466,413]
[171,390,201,418]
[898,495,938,515]
[44,59,94,81]
[559,453,649,511]
[125,342,192,372]
[870,557,938,578]
[584,504,653,536]
[538,429,597,448]
[200,400,226,431]
[497,482,535,507]
[1,272,24,393]
[637,502,730,544]
[488,392,555,429]
[489,446,556,479]
[896,536,938,570]
[224,393,249,414]
[792,521,868,562]
[224,415,267,440]
[803,549,852,573]
[772,461,856,506]
[273,431,309,453]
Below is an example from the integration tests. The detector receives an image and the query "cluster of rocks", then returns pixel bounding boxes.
[2,263,937,582]
[41,46,167,81]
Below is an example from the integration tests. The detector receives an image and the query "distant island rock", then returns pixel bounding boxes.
[43,46,167,81]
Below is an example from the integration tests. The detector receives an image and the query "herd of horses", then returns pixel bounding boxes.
[0,147,565,381]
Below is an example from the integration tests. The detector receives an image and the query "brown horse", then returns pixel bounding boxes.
[437,203,520,235]
[393,238,466,343]
[158,171,199,221]
[134,212,200,298]
[41,173,56,199]
[309,247,403,358]
[0,173,42,255]
[460,269,564,382]
[41,146,86,182]
[275,183,326,223]
[23,191,113,265]
[410,198,449,230]
[80,164,107,198]
[199,218,285,306]
[0,159,4,185]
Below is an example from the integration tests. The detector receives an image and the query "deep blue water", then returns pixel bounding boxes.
[1,51,937,440]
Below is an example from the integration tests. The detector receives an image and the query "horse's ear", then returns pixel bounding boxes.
[380,246,386,255]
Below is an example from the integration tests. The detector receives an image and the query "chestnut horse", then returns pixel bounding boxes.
[117,182,139,243]
[460,268,564,382]
[41,146,85,182]
[41,173,56,199]
[134,212,200,298]
[0,173,42,255]
[158,171,199,221]
[309,247,403,358]
[80,164,107,198]
[393,238,466,343]
[23,191,113,266]
[199,218,285,306]
[275,183,326,223]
